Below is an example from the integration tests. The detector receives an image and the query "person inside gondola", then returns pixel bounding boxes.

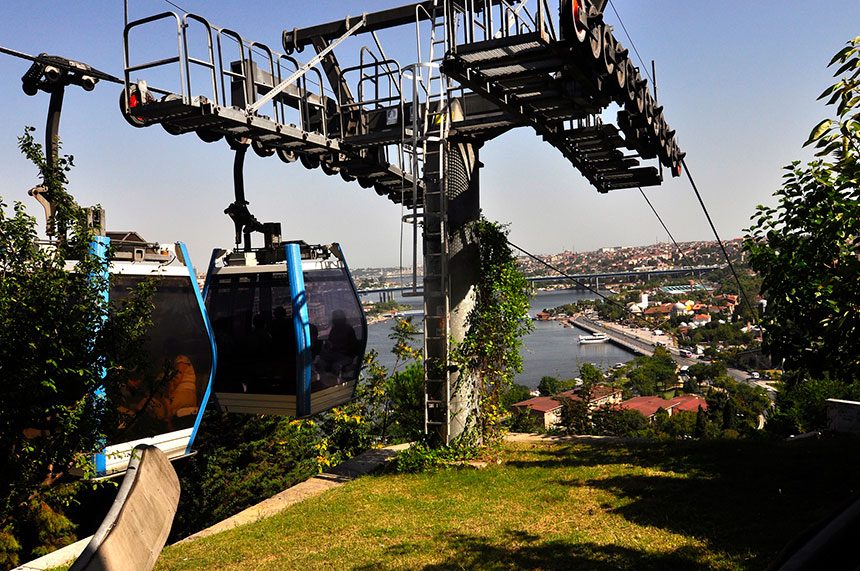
[118,351,197,434]
[213,316,243,392]
[317,309,358,381]
[270,305,297,392]
[249,313,274,390]
[162,354,198,425]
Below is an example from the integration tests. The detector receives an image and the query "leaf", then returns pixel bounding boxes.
[817,84,837,100]
[804,119,832,147]
[834,57,860,78]
[829,44,856,67]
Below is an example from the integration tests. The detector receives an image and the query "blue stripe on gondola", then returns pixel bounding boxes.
[180,242,217,454]
[286,244,312,417]
[91,236,110,476]
[201,249,220,301]
[94,452,106,475]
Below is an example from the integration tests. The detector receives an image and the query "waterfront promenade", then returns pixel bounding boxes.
[571,316,771,393]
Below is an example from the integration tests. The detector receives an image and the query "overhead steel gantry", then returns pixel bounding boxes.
[121,0,683,443]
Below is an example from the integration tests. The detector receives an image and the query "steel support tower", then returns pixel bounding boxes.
[121,0,683,443]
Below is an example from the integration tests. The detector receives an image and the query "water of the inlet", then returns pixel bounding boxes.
[362,288,634,390]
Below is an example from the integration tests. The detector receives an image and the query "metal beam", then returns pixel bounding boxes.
[283,2,436,51]
[282,1,507,51]
[311,36,355,106]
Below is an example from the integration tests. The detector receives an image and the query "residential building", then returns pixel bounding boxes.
[618,394,708,421]
[513,384,623,429]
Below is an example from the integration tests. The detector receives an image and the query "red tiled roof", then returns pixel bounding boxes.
[619,394,708,417]
[671,394,708,413]
[513,396,562,413]
[619,396,670,417]
[590,384,620,400]
[644,304,672,315]
[514,384,621,412]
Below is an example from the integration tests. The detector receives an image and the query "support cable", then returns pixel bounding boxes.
[509,240,644,321]
[638,186,718,307]
[606,0,654,84]
[681,158,758,322]
[509,239,677,333]
[160,0,187,13]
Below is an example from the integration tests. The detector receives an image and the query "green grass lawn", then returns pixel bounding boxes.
[157,435,860,570]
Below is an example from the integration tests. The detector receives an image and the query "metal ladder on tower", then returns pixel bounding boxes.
[401,0,455,440]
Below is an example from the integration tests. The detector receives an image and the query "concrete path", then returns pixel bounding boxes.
[505,432,624,444]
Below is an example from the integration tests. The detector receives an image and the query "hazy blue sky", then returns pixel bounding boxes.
[1,1,858,268]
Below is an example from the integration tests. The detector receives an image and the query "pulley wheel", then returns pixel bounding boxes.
[252,140,275,158]
[613,45,628,92]
[119,85,153,128]
[624,60,638,103]
[601,27,615,76]
[226,135,251,151]
[159,95,184,136]
[643,91,655,127]
[561,0,588,43]
[589,23,603,62]
[276,148,297,163]
[299,152,321,170]
[340,170,356,183]
[357,177,374,189]
[632,83,646,115]
[654,113,667,148]
[196,128,222,143]
[320,159,340,176]
[162,122,183,136]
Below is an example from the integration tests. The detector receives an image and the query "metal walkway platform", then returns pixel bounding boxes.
[442,27,666,192]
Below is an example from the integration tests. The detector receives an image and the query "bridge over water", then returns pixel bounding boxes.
[359,265,722,295]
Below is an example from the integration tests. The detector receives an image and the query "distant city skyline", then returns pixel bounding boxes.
[1,1,858,267]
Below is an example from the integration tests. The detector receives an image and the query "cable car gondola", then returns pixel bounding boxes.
[14,55,217,477]
[91,232,216,477]
[204,226,367,417]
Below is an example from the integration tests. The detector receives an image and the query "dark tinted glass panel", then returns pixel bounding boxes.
[304,268,366,390]
[206,272,296,396]
[110,274,212,442]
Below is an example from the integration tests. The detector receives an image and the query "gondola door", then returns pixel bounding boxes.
[94,242,215,477]
[206,243,365,417]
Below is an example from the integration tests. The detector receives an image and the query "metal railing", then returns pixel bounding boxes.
[123,10,334,138]
[443,0,556,50]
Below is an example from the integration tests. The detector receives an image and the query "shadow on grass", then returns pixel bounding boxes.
[504,435,860,566]
[359,530,712,570]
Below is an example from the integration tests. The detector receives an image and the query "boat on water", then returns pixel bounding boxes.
[578,332,609,344]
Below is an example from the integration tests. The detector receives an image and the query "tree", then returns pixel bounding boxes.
[538,376,561,397]
[657,411,697,439]
[579,362,603,386]
[559,395,591,435]
[0,129,152,564]
[626,347,677,396]
[452,218,533,444]
[744,37,860,387]
[705,377,769,435]
[694,406,709,438]
[591,406,649,437]
[501,384,533,409]
[687,362,727,383]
